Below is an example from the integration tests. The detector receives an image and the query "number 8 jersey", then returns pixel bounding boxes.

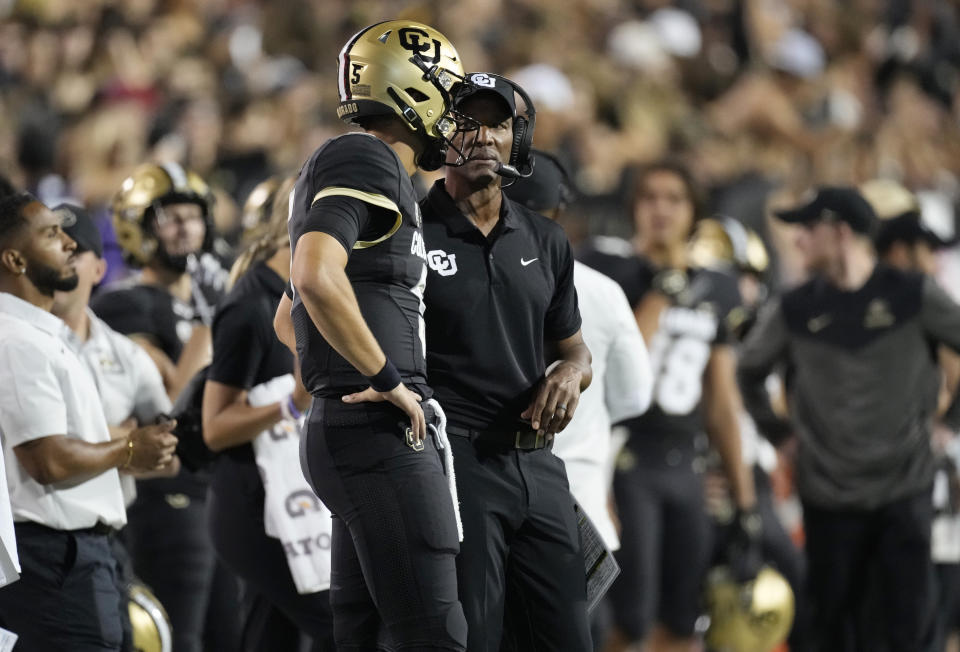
[579,248,742,466]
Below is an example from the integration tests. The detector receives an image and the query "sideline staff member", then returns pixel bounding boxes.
[0,193,177,651]
[739,187,960,652]
[419,74,592,651]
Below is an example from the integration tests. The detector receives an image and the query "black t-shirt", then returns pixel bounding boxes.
[421,180,582,431]
[208,261,292,463]
[578,245,741,462]
[287,132,431,398]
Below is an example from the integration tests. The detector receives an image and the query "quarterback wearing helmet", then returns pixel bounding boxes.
[275,20,468,650]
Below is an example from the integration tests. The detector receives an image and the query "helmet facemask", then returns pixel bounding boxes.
[145,196,210,273]
[336,21,467,171]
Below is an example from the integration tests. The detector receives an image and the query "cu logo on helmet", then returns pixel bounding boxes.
[427,249,458,277]
[398,28,441,64]
[285,490,322,518]
[470,73,496,89]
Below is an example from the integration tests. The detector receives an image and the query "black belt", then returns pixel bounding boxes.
[446,425,552,450]
[15,520,118,537]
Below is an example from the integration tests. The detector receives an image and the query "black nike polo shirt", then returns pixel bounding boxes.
[421,180,581,432]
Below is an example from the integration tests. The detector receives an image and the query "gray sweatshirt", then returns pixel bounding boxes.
[738,264,960,510]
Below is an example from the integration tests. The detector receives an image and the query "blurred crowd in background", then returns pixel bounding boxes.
[1,0,959,289]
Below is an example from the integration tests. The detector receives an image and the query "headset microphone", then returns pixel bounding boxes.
[494,162,535,179]
[494,163,521,178]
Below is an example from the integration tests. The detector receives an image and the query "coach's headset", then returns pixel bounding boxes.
[454,73,537,181]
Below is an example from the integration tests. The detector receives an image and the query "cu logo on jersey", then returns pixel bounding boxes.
[427,249,458,277]
[398,28,441,63]
[285,490,323,518]
[469,73,497,88]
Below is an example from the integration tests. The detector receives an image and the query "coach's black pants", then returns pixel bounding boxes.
[803,489,934,652]
[0,522,123,651]
[450,433,591,652]
[208,455,335,651]
[300,399,466,651]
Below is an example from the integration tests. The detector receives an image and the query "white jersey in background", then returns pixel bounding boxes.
[552,262,653,549]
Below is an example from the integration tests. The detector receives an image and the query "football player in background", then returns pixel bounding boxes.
[581,161,759,652]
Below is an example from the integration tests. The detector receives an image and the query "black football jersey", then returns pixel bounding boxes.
[287,133,430,397]
[579,244,742,460]
[92,279,207,362]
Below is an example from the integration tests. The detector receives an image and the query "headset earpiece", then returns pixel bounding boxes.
[485,73,536,177]
[510,117,527,168]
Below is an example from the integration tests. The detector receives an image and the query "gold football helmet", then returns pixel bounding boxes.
[128,582,172,652]
[689,217,769,276]
[112,162,214,266]
[337,20,464,169]
[240,175,284,245]
[704,566,795,652]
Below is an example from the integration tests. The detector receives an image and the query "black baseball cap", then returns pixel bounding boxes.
[775,186,878,235]
[503,149,572,213]
[54,203,103,258]
[458,73,518,118]
[876,211,953,252]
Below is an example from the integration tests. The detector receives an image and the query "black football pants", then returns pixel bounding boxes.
[300,398,467,651]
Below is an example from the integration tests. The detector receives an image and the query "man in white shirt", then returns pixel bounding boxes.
[0,193,177,651]
[51,203,175,499]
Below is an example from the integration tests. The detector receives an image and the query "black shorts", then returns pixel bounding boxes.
[300,398,466,651]
[610,463,712,640]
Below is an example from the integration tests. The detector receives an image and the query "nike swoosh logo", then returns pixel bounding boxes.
[521,257,538,266]
[807,314,832,333]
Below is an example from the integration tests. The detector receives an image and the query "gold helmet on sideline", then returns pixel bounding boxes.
[689,217,769,276]
[239,175,284,246]
[704,566,795,652]
[128,582,172,652]
[336,20,464,170]
[112,162,215,266]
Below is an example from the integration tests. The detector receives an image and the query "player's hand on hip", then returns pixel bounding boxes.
[342,384,426,445]
[521,361,584,435]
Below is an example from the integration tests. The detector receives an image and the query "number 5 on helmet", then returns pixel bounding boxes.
[336,20,465,171]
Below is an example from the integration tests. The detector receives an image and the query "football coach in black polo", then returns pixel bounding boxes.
[422,73,592,651]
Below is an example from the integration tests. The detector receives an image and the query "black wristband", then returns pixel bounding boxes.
[366,359,402,393]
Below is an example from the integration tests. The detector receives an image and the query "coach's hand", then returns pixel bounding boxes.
[522,361,585,436]
[342,385,426,446]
